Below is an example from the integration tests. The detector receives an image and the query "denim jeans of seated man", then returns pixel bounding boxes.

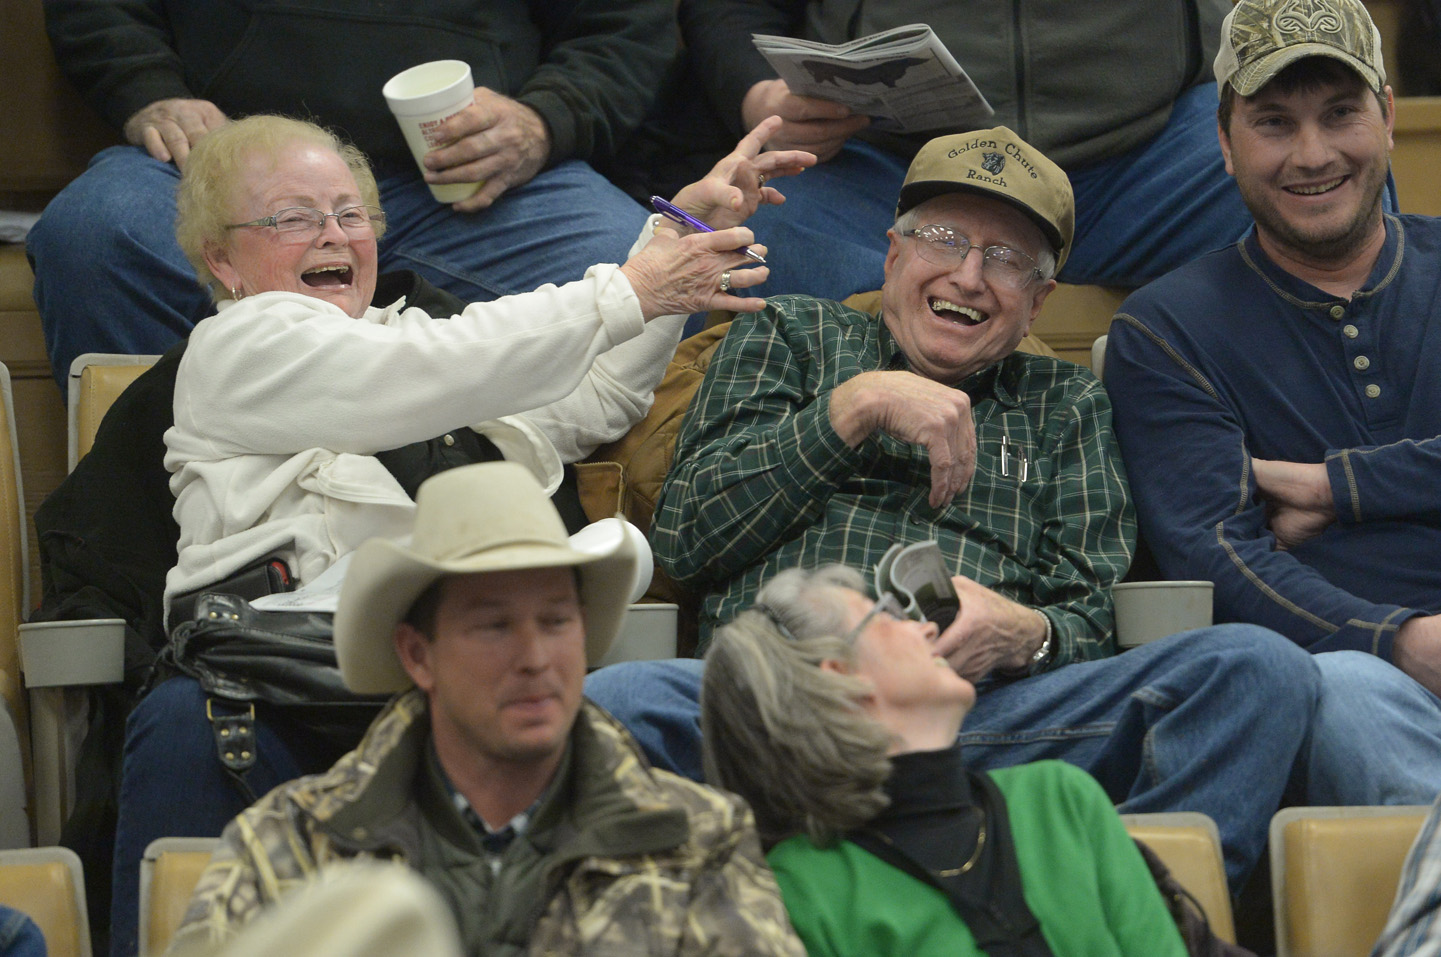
[734,81,1401,304]
[108,677,346,957]
[1305,651,1441,806]
[27,146,649,396]
[0,905,47,957]
[586,623,1322,893]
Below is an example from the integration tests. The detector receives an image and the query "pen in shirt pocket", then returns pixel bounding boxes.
[650,195,767,264]
[1001,434,1029,482]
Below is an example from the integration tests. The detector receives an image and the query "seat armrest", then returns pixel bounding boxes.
[18,619,125,687]
[18,619,125,845]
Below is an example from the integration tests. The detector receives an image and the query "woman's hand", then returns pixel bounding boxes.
[621,227,770,320]
[667,116,817,231]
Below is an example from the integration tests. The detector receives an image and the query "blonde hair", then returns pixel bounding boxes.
[701,565,893,847]
[175,115,384,299]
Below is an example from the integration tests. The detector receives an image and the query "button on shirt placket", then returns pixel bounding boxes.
[1328,301,1381,406]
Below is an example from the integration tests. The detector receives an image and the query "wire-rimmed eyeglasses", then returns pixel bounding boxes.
[899,223,1043,289]
[840,592,911,644]
[225,205,386,245]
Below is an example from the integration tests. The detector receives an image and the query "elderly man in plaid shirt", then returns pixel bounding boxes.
[587,126,1324,894]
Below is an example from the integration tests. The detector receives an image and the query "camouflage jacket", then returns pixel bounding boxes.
[171,690,804,956]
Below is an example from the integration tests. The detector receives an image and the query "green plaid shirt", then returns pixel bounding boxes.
[652,296,1135,665]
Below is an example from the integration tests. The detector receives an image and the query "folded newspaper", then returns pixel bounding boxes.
[753,24,993,134]
[874,540,960,630]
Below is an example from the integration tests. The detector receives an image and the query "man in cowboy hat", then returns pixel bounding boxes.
[169,461,804,956]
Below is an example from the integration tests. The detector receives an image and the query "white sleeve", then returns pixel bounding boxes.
[506,215,686,462]
[172,264,645,460]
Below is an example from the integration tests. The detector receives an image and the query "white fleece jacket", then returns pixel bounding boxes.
[165,222,684,608]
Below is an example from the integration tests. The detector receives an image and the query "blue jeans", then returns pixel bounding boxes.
[739,82,1252,301]
[0,905,47,957]
[27,146,648,395]
[109,677,345,957]
[1305,651,1441,806]
[586,624,1317,891]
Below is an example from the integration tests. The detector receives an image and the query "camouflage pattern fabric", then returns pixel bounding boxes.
[1218,0,1385,95]
[170,691,804,956]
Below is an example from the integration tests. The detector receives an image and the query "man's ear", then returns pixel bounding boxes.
[818,657,852,677]
[883,229,903,282]
[1383,84,1396,149]
[1025,277,1056,328]
[393,623,435,693]
[1218,119,1236,177]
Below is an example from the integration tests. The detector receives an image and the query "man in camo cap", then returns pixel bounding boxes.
[1109,0,1441,810]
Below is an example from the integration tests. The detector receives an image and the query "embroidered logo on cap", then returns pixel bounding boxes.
[1277,0,1344,37]
[981,152,1006,176]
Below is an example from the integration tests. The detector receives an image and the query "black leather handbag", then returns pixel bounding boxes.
[151,592,388,800]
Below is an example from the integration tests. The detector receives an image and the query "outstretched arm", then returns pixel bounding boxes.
[522,121,817,461]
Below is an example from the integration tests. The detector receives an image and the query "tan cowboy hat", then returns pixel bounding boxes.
[334,461,638,694]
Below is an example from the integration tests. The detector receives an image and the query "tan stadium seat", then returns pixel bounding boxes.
[67,354,162,471]
[140,837,220,957]
[1392,97,1441,217]
[0,845,90,957]
[0,363,31,847]
[7,355,159,846]
[1271,805,1431,957]
[1121,812,1235,944]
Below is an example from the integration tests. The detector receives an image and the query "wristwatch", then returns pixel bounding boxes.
[1029,611,1054,672]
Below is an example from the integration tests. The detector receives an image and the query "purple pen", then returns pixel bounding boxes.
[650,195,766,265]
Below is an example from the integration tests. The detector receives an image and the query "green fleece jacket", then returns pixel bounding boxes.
[768,760,1187,957]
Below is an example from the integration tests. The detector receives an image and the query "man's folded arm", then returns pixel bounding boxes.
[1107,315,1418,659]
[523,0,677,162]
[679,0,804,137]
[1326,436,1441,526]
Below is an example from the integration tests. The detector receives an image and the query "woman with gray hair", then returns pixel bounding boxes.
[702,565,1187,957]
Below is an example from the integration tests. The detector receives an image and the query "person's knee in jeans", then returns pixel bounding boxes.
[585,659,706,780]
[28,146,210,387]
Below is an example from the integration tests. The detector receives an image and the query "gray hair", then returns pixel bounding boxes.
[894,197,1057,282]
[700,565,893,846]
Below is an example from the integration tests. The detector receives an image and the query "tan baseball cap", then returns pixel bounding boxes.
[1215,0,1386,97]
[898,127,1075,270]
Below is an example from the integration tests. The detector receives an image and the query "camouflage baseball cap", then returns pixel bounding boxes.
[897,127,1074,270]
[1215,0,1385,97]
